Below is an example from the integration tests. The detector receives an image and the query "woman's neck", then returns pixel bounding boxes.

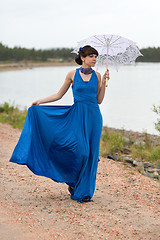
[81,63,91,68]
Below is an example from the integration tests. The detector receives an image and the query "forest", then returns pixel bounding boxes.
[0,42,160,62]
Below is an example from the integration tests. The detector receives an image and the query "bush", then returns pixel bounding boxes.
[0,102,14,113]
[0,102,27,129]
[109,132,125,155]
[100,129,125,156]
[153,104,160,134]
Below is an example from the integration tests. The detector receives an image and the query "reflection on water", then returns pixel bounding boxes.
[0,63,160,135]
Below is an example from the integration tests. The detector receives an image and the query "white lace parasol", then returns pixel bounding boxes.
[97,43,142,71]
[72,34,143,86]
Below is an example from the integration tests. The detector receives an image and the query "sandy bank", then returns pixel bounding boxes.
[0,61,77,72]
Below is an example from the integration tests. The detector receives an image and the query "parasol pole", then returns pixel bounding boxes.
[106,39,109,87]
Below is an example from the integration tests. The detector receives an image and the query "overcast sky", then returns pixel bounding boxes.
[0,0,160,49]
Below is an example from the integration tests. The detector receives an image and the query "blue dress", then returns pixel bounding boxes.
[10,68,103,201]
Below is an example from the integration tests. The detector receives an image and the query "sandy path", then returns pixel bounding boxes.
[0,122,160,240]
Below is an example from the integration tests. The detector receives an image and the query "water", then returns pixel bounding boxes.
[0,63,160,135]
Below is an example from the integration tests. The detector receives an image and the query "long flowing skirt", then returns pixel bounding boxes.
[10,103,103,201]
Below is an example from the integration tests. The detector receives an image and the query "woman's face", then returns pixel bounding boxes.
[81,54,97,67]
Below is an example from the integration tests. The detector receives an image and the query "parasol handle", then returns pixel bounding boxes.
[106,39,109,87]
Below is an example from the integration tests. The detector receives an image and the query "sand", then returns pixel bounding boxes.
[0,122,160,240]
[0,61,76,72]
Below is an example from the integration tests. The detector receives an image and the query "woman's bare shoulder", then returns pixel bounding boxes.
[66,69,76,77]
[66,69,77,81]
[69,69,76,75]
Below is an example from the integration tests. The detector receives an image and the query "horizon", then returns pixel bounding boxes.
[1,42,160,51]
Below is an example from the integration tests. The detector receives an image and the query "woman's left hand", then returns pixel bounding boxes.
[102,69,110,85]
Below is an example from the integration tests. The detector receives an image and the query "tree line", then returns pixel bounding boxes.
[0,42,160,62]
[0,43,74,62]
[138,47,160,62]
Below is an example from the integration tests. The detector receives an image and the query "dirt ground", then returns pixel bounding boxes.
[0,122,160,240]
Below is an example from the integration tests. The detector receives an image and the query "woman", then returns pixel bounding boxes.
[10,45,110,202]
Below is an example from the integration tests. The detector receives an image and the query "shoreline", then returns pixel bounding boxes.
[0,61,77,72]
[102,126,160,145]
[1,61,158,72]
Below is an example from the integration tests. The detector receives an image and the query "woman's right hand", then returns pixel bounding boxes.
[102,69,110,85]
[30,100,40,107]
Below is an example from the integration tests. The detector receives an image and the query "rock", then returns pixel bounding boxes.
[128,178,135,183]
[123,157,134,164]
[132,160,138,166]
[147,168,155,173]
[107,155,121,162]
[145,171,153,179]
[153,171,159,179]
[155,166,160,175]
[143,162,154,168]
[122,147,131,154]
[156,169,160,175]
[133,160,144,168]
[134,141,145,146]
[107,154,116,160]
[136,161,144,167]
[122,137,130,143]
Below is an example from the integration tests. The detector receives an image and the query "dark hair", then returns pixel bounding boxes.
[75,45,98,65]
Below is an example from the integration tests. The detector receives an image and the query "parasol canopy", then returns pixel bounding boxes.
[72,34,143,86]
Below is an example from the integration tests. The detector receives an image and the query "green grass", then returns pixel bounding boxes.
[100,128,160,167]
[0,102,27,129]
[100,129,125,157]
[131,133,160,167]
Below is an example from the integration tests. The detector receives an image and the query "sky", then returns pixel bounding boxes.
[0,0,160,50]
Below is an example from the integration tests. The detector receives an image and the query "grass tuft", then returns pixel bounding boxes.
[0,102,27,129]
[100,128,160,167]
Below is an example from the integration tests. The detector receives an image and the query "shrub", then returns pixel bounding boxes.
[100,129,125,156]
[0,102,27,129]
[153,104,160,134]
[109,132,125,155]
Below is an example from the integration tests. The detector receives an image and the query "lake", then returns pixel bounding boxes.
[0,63,160,135]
